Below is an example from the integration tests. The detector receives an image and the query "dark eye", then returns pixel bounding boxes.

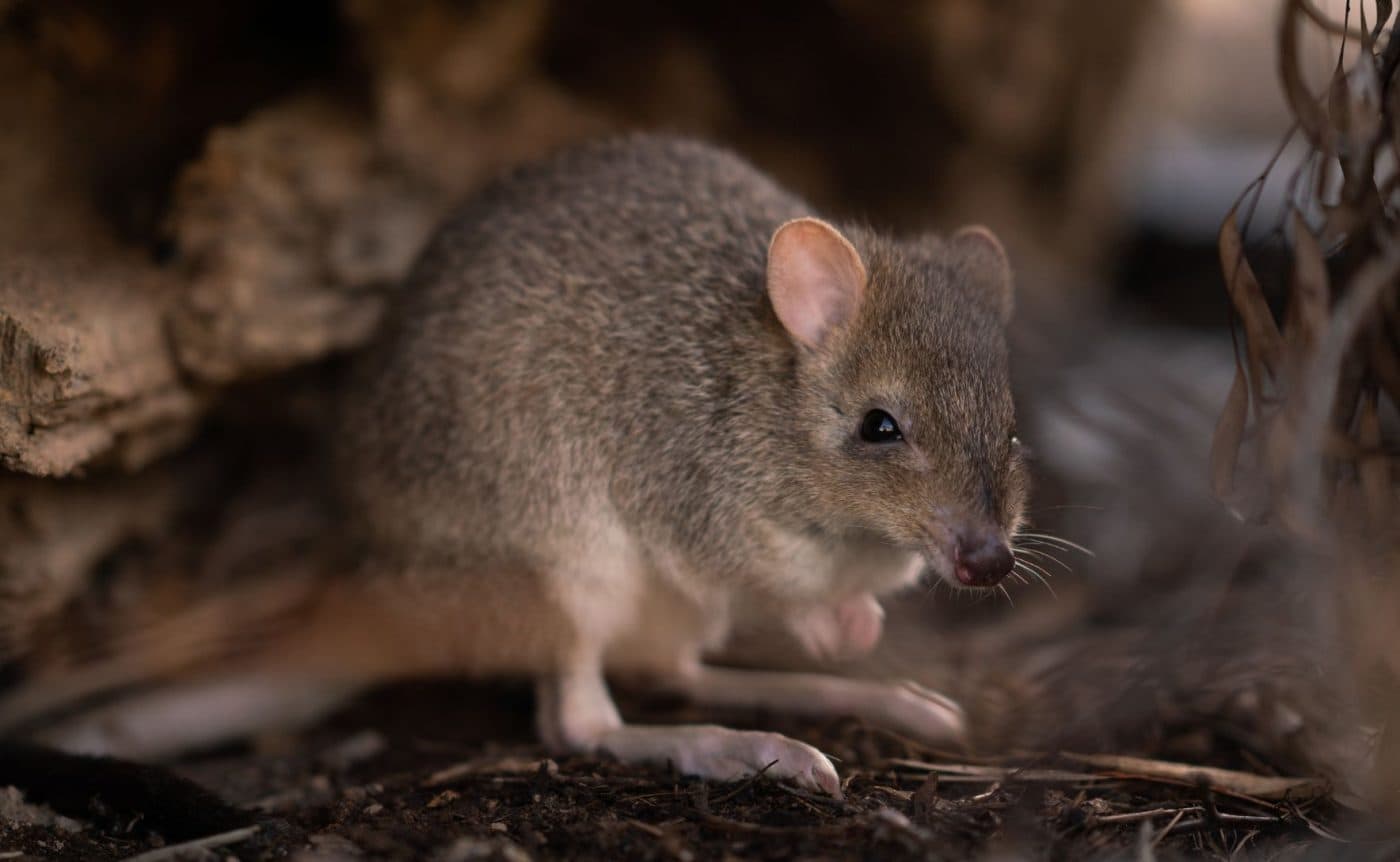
[860,410,903,443]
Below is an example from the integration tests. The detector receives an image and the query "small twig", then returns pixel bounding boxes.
[1163,818,1210,836]
[1091,805,1279,831]
[1095,806,1200,825]
[1229,829,1262,861]
[863,784,913,801]
[624,818,666,838]
[424,755,556,787]
[1289,802,1352,842]
[1215,813,1285,825]
[709,760,779,805]
[1152,810,1284,842]
[886,758,1104,784]
[770,780,847,815]
[618,790,678,804]
[1061,753,1328,801]
[119,826,260,862]
[1152,808,1190,849]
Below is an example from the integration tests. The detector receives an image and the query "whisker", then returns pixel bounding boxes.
[1012,539,1069,558]
[1013,562,1052,596]
[1012,561,1058,599]
[1014,557,1054,581]
[1014,532,1095,557]
[971,584,1002,607]
[996,584,1014,607]
[1012,546,1072,572]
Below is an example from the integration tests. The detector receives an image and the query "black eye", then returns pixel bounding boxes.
[860,410,903,443]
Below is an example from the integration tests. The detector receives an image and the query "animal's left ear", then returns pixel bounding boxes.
[950,225,1014,324]
[766,217,868,350]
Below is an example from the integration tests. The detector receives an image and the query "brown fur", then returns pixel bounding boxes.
[333,133,1025,674]
[1,136,1022,772]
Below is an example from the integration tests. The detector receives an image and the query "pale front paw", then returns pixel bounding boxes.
[793,593,885,661]
[600,725,842,797]
[683,727,842,797]
[877,681,967,749]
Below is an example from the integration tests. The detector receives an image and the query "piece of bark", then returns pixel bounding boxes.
[165,97,412,383]
[164,0,607,385]
[0,17,202,477]
[0,252,202,477]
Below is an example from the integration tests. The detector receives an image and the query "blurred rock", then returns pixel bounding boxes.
[0,0,1155,477]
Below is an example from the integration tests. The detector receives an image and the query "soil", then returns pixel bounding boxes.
[0,681,1372,861]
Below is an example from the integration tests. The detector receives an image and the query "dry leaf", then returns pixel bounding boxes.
[1330,58,1383,151]
[1280,0,1332,148]
[1287,209,1331,365]
[1374,0,1393,40]
[1219,211,1284,404]
[1210,365,1251,503]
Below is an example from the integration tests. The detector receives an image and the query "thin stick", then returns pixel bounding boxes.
[1061,753,1328,801]
[710,760,779,805]
[1095,806,1199,825]
[1152,808,1190,848]
[120,826,260,862]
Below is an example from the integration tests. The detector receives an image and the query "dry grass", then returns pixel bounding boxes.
[1211,0,1400,819]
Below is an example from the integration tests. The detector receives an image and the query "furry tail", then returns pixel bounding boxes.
[0,567,352,739]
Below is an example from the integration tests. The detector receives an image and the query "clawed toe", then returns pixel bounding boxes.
[599,725,843,798]
[734,731,841,797]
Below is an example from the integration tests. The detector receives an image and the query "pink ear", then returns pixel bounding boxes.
[766,218,868,349]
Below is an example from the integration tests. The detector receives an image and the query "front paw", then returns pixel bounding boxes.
[604,725,842,797]
[792,593,885,661]
[878,680,967,749]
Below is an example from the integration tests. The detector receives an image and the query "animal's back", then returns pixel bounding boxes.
[337,136,808,566]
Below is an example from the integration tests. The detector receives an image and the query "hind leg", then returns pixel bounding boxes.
[33,673,364,759]
[665,665,966,749]
[536,665,841,795]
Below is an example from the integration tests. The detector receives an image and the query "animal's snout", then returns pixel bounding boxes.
[954,530,1013,586]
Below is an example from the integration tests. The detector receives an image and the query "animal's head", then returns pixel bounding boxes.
[767,217,1028,588]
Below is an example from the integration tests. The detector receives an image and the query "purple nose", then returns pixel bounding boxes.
[954,532,1013,586]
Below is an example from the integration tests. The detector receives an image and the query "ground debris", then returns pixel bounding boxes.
[0,683,1365,860]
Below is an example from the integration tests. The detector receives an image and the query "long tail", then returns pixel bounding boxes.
[0,570,331,737]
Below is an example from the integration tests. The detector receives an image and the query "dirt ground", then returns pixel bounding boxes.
[0,680,1378,861]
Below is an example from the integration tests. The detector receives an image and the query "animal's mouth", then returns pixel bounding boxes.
[918,527,1015,589]
[953,562,982,587]
[920,543,976,590]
